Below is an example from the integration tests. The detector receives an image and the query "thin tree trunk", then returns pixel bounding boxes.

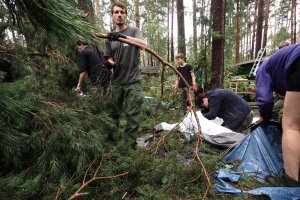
[262,0,269,56]
[235,0,240,64]
[251,0,258,59]
[291,0,297,44]
[192,0,197,56]
[93,0,105,31]
[167,1,170,62]
[170,0,174,62]
[255,0,264,58]
[134,0,140,29]
[200,0,205,47]
[245,0,250,60]
[176,0,186,55]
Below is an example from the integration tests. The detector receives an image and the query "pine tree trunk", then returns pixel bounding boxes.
[211,0,225,89]
[167,1,170,62]
[291,0,297,44]
[94,0,105,31]
[134,0,140,29]
[235,0,240,64]
[255,0,264,58]
[246,0,250,60]
[262,0,269,56]
[170,0,174,62]
[251,0,258,60]
[176,0,186,55]
[192,0,197,56]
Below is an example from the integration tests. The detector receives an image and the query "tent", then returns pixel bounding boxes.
[214,123,300,199]
[147,111,246,148]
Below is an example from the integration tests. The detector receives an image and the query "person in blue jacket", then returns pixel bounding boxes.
[256,43,300,186]
[197,89,253,133]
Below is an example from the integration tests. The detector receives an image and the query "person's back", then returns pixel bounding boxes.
[256,43,300,121]
[204,89,251,131]
[78,46,101,85]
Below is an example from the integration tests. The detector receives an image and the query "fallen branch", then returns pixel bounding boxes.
[68,159,128,200]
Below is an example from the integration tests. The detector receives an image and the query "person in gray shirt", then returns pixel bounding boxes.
[104,2,147,147]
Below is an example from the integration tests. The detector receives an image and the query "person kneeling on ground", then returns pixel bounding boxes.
[196,89,253,133]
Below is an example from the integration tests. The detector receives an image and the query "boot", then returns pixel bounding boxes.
[265,174,300,187]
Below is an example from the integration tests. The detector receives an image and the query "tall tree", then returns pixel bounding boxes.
[167,0,170,62]
[245,0,251,60]
[192,0,197,56]
[211,0,225,88]
[291,0,297,44]
[262,0,270,55]
[93,0,105,31]
[176,0,186,55]
[170,0,175,62]
[235,0,240,63]
[134,0,140,29]
[251,0,258,59]
[255,0,264,57]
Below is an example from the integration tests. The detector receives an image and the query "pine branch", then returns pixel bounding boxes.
[68,158,128,200]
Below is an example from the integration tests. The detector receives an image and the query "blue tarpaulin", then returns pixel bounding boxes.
[213,123,300,199]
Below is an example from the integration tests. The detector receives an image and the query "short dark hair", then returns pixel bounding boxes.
[76,40,89,46]
[111,2,127,15]
[196,93,207,108]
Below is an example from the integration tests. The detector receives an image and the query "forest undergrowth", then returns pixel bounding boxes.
[0,65,269,200]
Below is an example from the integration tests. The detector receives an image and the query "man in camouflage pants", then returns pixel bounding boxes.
[104,2,147,147]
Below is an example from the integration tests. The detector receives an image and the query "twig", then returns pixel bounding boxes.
[40,100,94,116]
[192,109,211,199]
[68,159,128,200]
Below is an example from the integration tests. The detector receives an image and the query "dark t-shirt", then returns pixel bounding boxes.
[104,26,143,85]
[177,64,193,88]
[78,47,102,84]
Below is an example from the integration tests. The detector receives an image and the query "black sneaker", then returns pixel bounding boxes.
[265,174,300,187]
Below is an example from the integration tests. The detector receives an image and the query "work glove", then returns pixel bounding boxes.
[108,32,127,41]
[192,85,198,92]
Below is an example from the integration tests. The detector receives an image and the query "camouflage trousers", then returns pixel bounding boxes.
[110,81,144,143]
[235,111,254,133]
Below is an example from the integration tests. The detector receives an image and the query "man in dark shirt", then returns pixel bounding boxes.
[197,89,253,133]
[104,2,147,146]
[75,40,105,93]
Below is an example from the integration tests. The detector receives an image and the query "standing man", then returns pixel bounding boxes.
[104,2,147,146]
[173,53,198,113]
[256,43,300,186]
[75,40,106,94]
[197,89,253,133]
